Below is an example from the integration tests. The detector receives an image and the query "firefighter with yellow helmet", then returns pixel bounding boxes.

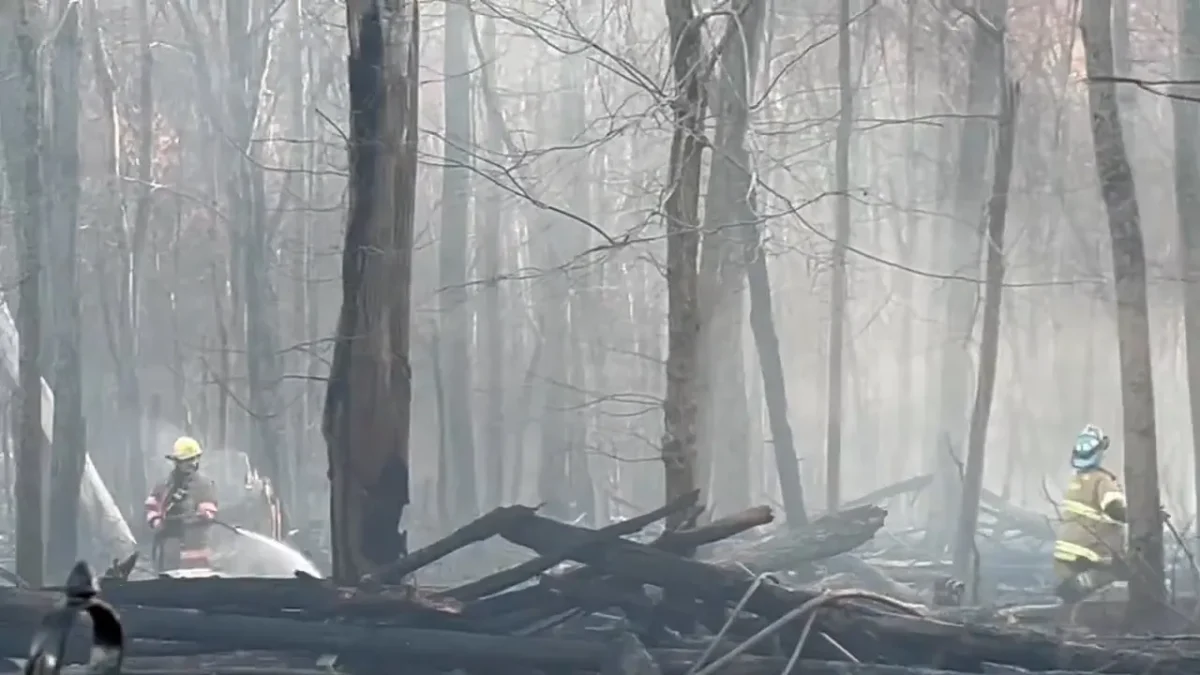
[1053,424,1127,614]
[144,436,220,572]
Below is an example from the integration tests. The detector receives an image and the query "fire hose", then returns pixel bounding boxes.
[151,516,245,572]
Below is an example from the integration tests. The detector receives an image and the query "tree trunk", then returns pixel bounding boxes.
[0,0,46,586]
[1080,0,1165,628]
[68,0,139,556]
[118,0,155,514]
[474,14,506,512]
[1111,0,1136,151]
[225,0,287,505]
[323,0,419,583]
[439,0,480,523]
[743,231,807,523]
[559,40,593,521]
[928,0,1005,553]
[952,80,1019,582]
[826,0,854,512]
[661,0,705,530]
[696,0,767,517]
[46,0,85,580]
[1177,0,1200,547]
[895,0,919,494]
[303,47,323,513]
[287,0,311,518]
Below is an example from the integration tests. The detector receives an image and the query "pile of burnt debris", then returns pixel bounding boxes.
[1,491,1196,675]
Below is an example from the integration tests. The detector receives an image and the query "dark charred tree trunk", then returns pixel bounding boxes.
[323,0,420,583]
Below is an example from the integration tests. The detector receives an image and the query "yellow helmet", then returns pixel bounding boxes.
[168,436,203,462]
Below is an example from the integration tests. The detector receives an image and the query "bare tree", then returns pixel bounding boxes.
[440,0,480,523]
[929,0,1005,552]
[474,14,506,512]
[46,0,85,579]
[0,0,46,586]
[226,0,288,507]
[116,0,154,510]
[696,0,768,515]
[953,79,1019,582]
[323,0,420,582]
[1080,0,1165,626]
[1175,0,1200,545]
[824,0,855,512]
[661,0,705,529]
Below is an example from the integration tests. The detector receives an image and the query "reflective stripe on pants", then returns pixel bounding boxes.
[1054,539,1102,562]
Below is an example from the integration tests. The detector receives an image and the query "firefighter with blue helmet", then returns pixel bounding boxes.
[1053,424,1127,618]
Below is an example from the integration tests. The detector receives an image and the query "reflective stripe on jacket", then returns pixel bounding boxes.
[146,470,220,565]
[1053,467,1125,564]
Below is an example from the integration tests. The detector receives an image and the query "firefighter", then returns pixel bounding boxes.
[1052,424,1127,621]
[144,436,220,572]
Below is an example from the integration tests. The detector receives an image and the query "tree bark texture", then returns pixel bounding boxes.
[1175,0,1200,548]
[46,0,86,580]
[1080,0,1166,627]
[323,0,419,583]
[696,0,767,516]
[0,0,47,587]
[660,0,705,530]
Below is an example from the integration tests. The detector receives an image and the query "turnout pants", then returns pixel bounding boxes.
[1053,557,1123,605]
[153,520,213,572]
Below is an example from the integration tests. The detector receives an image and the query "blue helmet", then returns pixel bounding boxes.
[1071,424,1109,470]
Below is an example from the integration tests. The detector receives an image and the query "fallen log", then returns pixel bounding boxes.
[445,490,701,601]
[841,475,933,510]
[90,495,708,616]
[462,504,773,620]
[14,554,1200,675]
[711,504,886,570]
[820,555,923,604]
[0,596,612,670]
[26,577,465,623]
[656,506,774,554]
[500,511,1200,674]
[363,505,538,584]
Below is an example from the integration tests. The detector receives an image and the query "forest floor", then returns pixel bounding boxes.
[0,490,1196,675]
